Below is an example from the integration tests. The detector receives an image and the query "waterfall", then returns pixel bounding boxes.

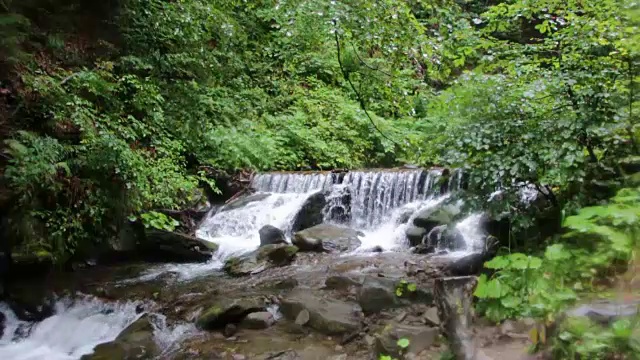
[340,169,443,229]
[251,172,332,193]
[196,193,315,258]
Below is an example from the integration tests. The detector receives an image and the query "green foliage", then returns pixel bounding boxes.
[139,211,179,232]
[396,338,410,349]
[2,0,638,267]
[395,280,417,297]
[550,316,640,359]
[475,185,640,324]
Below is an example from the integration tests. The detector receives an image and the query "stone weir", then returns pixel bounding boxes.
[250,167,465,196]
[250,167,465,229]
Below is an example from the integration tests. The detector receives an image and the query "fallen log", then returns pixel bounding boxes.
[435,276,491,360]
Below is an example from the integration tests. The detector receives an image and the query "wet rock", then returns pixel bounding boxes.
[144,229,218,263]
[221,193,272,212]
[423,307,439,326]
[259,225,287,247]
[224,244,298,276]
[224,323,238,337]
[405,226,426,247]
[82,314,159,360]
[424,225,466,250]
[444,236,499,276]
[257,244,299,265]
[412,202,462,231]
[412,244,435,255]
[291,192,327,232]
[242,311,276,329]
[374,324,439,359]
[295,309,310,326]
[196,297,266,330]
[444,252,484,276]
[280,290,362,335]
[325,275,363,291]
[271,278,299,290]
[357,277,399,314]
[293,224,362,253]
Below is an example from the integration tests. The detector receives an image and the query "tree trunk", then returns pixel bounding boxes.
[435,276,490,360]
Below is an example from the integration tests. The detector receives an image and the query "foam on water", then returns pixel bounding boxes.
[0,296,142,360]
[0,296,192,360]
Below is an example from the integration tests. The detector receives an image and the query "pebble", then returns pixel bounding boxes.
[232,354,246,360]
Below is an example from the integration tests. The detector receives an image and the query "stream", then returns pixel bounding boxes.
[0,168,489,359]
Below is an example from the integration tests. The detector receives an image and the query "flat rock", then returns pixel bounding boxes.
[293,224,362,252]
[144,229,217,263]
[374,323,439,359]
[423,307,440,326]
[324,275,363,290]
[280,290,362,335]
[224,244,298,276]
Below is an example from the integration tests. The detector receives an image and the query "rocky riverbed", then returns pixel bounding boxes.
[1,247,545,360]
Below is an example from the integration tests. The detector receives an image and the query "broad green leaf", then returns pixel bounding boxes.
[397,338,410,349]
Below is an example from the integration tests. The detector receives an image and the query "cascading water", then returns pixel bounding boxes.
[0,296,193,360]
[0,296,143,360]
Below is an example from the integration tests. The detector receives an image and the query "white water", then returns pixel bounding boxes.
[138,169,482,280]
[0,296,193,360]
[0,296,142,360]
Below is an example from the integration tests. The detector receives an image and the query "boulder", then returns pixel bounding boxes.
[292,224,362,253]
[143,229,218,263]
[241,311,275,329]
[221,193,271,212]
[357,277,399,314]
[82,315,159,360]
[258,225,287,247]
[405,226,426,247]
[444,235,499,276]
[412,201,462,231]
[280,290,362,335]
[223,244,298,277]
[374,324,439,358]
[256,244,298,265]
[196,297,266,330]
[291,192,326,232]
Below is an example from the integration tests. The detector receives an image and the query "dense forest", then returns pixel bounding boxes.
[0,0,638,357]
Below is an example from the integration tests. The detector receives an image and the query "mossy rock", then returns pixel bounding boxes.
[223,244,298,276]
[196,297,266,330]
[82,315,158,360]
